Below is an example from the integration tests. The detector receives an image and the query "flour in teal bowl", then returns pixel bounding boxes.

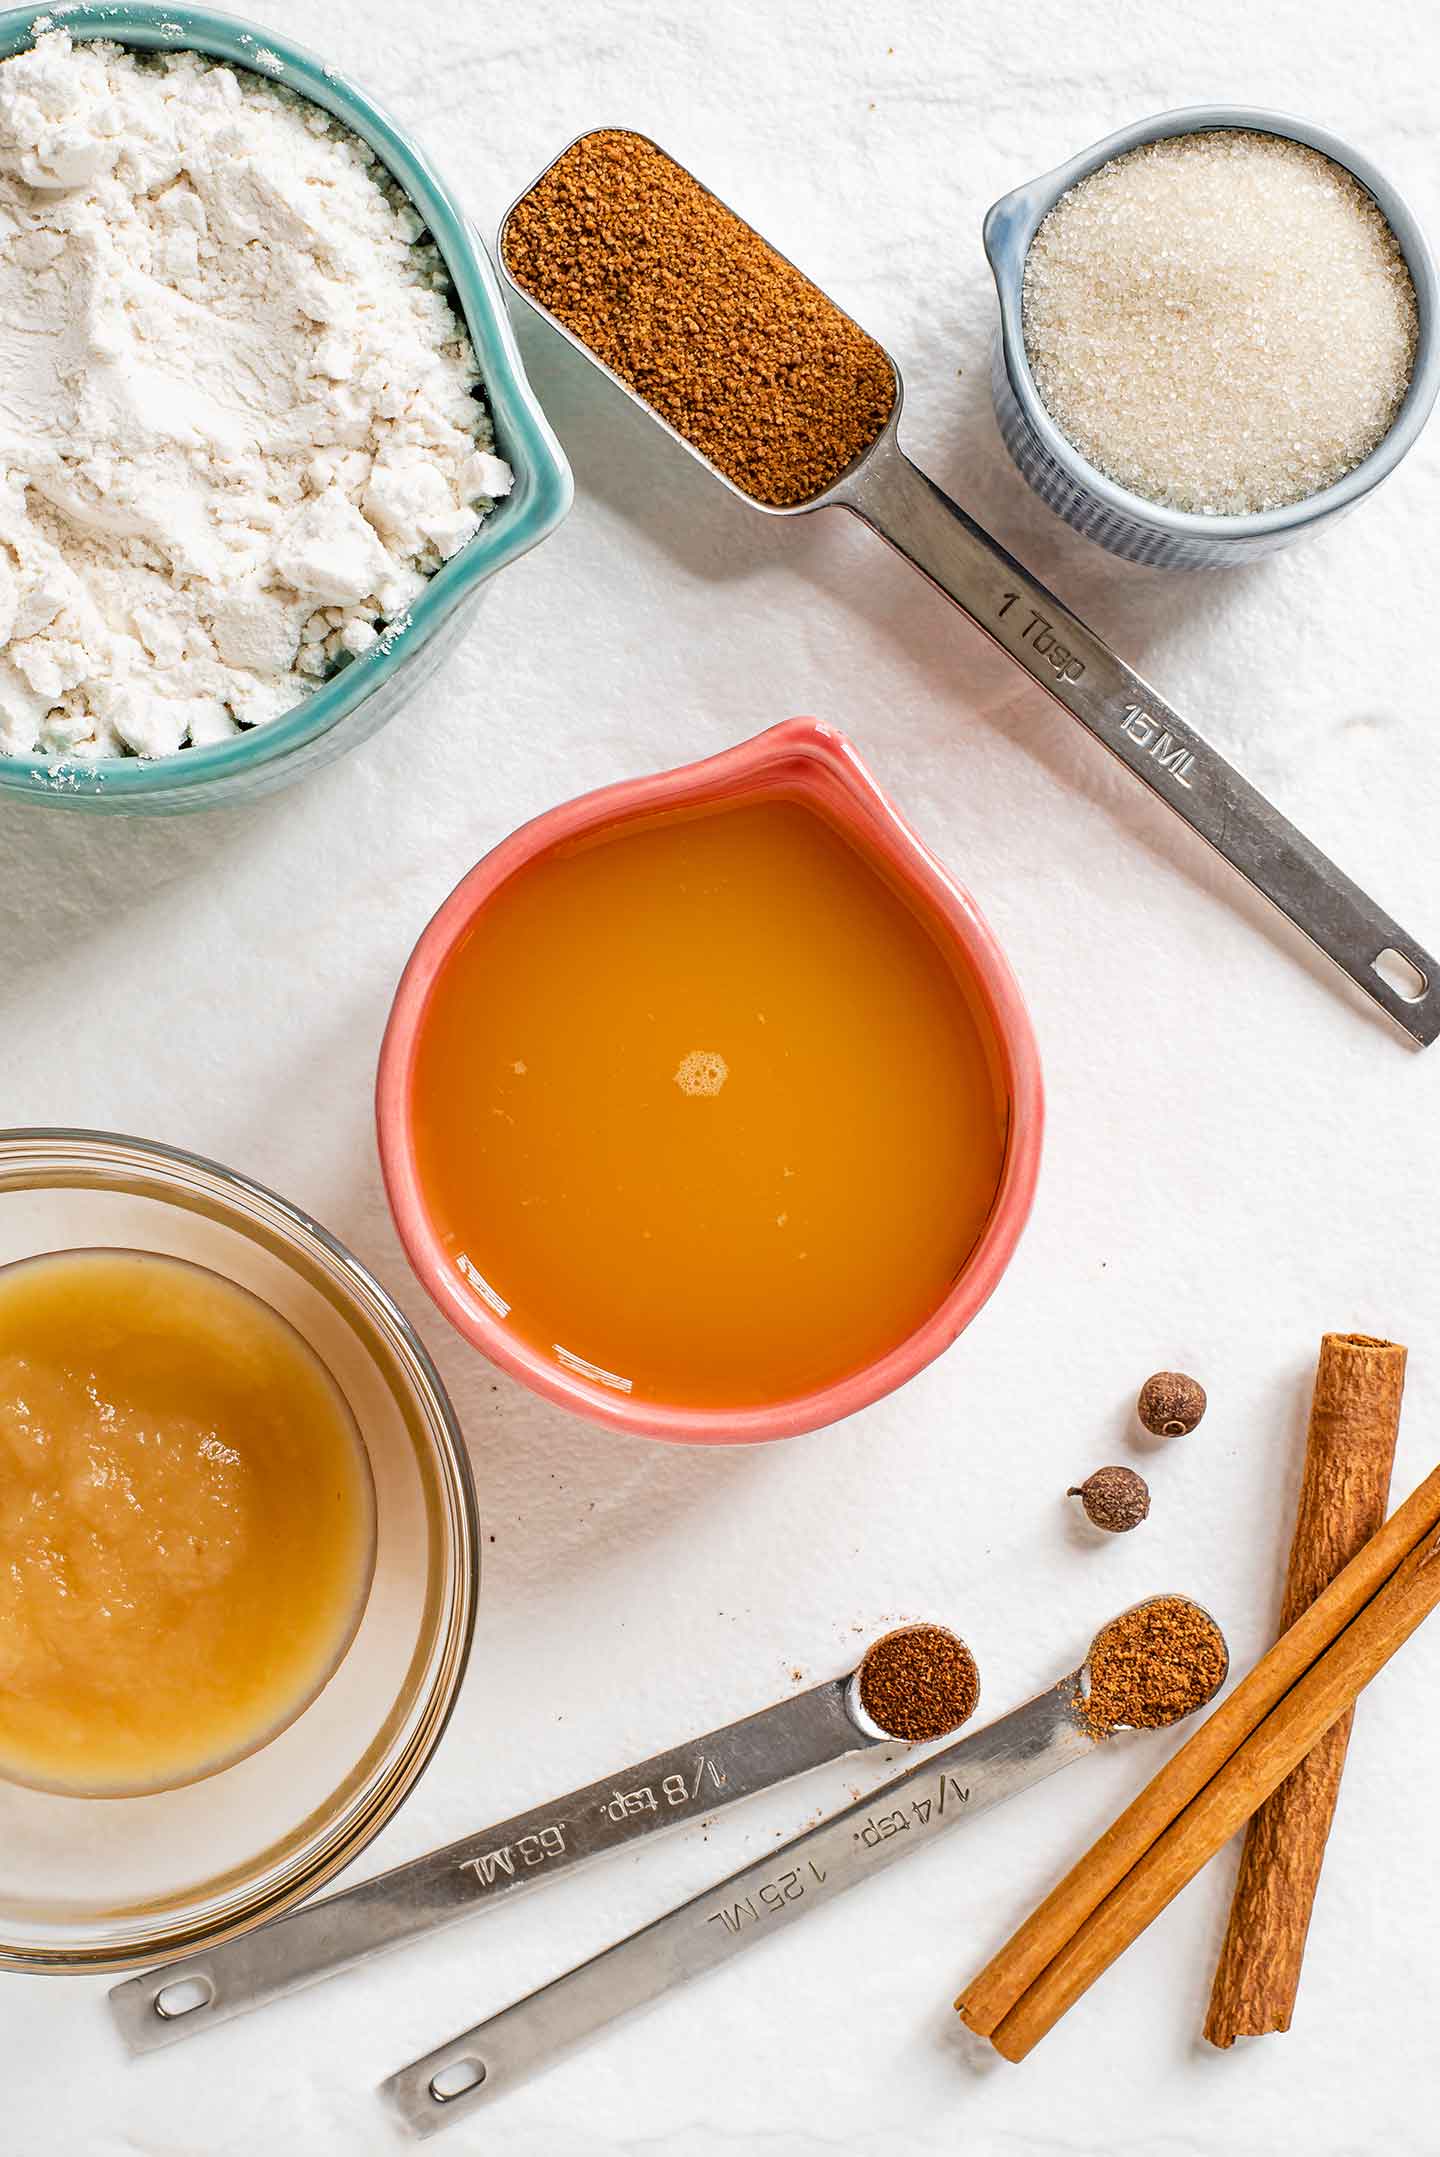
[0,29,512,761]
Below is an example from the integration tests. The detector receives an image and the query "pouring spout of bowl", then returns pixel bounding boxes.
[376,717,1043,1444]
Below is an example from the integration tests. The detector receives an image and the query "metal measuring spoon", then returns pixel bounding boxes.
[498,132,1437,1047]
[380,1598,1227,2138]
[108,1623,973,2052]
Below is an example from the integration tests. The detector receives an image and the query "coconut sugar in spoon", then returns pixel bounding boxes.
[109,1624,976,2052]
[498,130,1438,1047]
[382,1597,1228,2138]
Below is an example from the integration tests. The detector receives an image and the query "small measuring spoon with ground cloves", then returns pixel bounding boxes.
[110,1623,977,2053]
[382,1595,1229,2136]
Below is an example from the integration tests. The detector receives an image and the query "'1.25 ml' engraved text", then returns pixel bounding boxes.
[705,1860,827,1935]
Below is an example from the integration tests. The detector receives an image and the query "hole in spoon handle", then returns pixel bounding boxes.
[154,1975,213,2019]
[384,2048,493,2138]
[838,443,1440,1047]
[1373,945,1429,1004]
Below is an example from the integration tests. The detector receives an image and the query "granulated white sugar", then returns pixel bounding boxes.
[1022,130,1419,517]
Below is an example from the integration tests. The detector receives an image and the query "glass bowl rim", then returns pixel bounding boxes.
[0,1123,481,1973]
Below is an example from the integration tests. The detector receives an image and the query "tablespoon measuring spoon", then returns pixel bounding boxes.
[108,1622,974,2052]
[498,132,1438,1047]
[382,1597,1228,2137]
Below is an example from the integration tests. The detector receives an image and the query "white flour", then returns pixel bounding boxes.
[0,30,512,760]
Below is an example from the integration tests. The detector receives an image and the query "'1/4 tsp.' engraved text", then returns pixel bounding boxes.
[858,1770,970,1847]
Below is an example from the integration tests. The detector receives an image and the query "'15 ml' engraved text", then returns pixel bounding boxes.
[1118,704,1196,788]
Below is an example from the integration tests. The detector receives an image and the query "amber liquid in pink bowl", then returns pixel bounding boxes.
[378,721,1043,1441]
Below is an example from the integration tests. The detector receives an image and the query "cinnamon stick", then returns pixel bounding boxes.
[980,1504,1440,2061]
[1204,1333,1406,2047]
[957,1453,1440,2042]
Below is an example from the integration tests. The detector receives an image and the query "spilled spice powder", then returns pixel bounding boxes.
[1080,1595,1228,1737]
[857,1623,980,1742]
[502,129,897,506]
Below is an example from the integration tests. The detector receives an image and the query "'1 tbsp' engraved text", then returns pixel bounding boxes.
[1118,704,1196,787]
[459,1823,566,1888]
[997,592,1084,682]
[858,1772,970,1849]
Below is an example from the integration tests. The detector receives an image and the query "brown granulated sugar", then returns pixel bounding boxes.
[858,1623,980,1743]
[502,129,896,507]
[1080,1595,1228,1737]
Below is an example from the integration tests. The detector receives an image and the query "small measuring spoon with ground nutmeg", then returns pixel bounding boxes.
[382,1596,1226,2139]
[109,1623,975,2053]
[498,130,1439,1047]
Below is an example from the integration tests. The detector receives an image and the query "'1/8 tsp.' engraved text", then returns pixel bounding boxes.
[455,1755,728,1891]
[601,1753,726,1821]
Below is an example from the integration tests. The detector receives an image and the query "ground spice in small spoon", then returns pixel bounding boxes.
[502,129,897,506]
[857,1623,980,1742]
[1079,1596,1228,1737]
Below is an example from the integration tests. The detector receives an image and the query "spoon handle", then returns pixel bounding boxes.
[839,436,1439,1047]
[381,1674,1095,2138]
[108,1677,862,2053]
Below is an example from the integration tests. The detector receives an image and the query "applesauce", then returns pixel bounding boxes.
[0,1249,375,1796]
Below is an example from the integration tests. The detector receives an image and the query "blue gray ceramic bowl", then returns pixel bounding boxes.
[985,106,1439,569]
[0,4,572,814]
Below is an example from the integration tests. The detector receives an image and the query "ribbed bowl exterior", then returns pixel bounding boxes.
[984,105,1438,572]
[988,339,1362,569]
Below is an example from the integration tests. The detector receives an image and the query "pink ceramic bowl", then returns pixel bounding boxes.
[377,720,1043,1443]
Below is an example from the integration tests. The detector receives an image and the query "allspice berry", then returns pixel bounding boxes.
[1069,1466,1151,1533]
[1137,1370,1207,1438]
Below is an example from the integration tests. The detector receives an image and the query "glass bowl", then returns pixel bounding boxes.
[0,1129,480,1974]
[0,3,572,814]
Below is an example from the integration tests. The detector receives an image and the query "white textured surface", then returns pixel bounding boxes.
[3,1,1439,2151]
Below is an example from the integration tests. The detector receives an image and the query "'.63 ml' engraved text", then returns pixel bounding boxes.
[459,1823,567,1888]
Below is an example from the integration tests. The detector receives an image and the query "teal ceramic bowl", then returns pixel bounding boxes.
[0,4,572,814]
